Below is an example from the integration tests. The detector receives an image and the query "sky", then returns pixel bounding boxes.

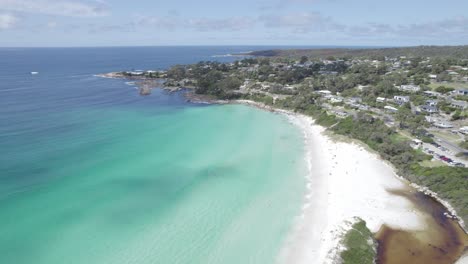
[0,0,467,47]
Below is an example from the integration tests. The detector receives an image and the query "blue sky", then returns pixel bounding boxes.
[0,0,467,47]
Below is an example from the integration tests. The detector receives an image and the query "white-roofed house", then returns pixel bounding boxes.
[394,95,410,105]
[399,85,421,92]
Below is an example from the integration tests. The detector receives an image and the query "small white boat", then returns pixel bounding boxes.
[30,72,39,75]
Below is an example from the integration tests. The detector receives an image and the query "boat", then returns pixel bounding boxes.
[30,72,39,75]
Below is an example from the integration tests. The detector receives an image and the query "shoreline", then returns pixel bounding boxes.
[233,99,466,230]
[230,99,466,263]
[279,109,427,264]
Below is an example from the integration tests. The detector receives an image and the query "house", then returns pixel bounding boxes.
[319,71,338,75]
[334,111,349,118]
[425,116,437,123]
[318,90,332,96]
[128,71,144,76]
[260,83,271,90]
[420,105,438,114]
[346,97,362,104]
[454,89,468,96]
[329,96,343,104]
[435,122,454,129]
[428,74,438,79]
[384,105,398,112]
[399,85,421,92]
[411,139,423,148]
[394,95,410,105]
[358,104,369,111]
[426,100,438,106]
[376,97,386,103]
[357,85,370,91]
[424,90,441,97]
[450,100,467,109]
[460,126,468,135]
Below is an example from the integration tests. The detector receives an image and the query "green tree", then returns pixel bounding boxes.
[435,86,454,94]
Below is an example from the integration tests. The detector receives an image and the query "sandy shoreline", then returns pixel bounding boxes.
[279,112,433,264]
[232,100,443,263]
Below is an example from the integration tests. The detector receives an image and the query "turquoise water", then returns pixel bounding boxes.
[0,47,306,263]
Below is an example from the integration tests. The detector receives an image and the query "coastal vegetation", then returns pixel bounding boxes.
[340,219,376,264]
[248,45,468,59]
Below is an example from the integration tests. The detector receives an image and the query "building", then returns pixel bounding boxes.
[423,90,441,97]
[428,74,438,79]
[394,95,410,105]
[376,97,386,103]
[128,71,144,76]
[435,122,454,129]
[318,71,338,75]
[334,111,349,118]
[358,104,369,111]
[460,127,468,135]
[411,139,423,149]
[425,116,437,123]
[329,96,343,104]
[450,100,467,110]
[345,97,362,105]
[357,85,370,91]
[384,105,398,112]
[426,100,438,106]
[420,105,438,114]
[318,90,332,96]
[399,85,421,92]
[454,89,468,96]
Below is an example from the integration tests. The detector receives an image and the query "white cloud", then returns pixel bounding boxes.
[188,17,255,32]
[0,13,18,29]
[0,0,109,17]
[259,0,326,10]
[132,15,181,31]
[132,15,255,32]
[260,12,343,33]
[344,17,468,40]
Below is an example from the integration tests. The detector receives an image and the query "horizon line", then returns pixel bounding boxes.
[3,44,466,49]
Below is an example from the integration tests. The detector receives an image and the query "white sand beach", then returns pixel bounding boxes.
[277,112,430,264]
[456,253,468,264]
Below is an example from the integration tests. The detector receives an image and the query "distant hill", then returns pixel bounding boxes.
[248,45,468,59]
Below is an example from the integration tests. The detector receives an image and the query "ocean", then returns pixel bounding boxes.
[0,47,307,263]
